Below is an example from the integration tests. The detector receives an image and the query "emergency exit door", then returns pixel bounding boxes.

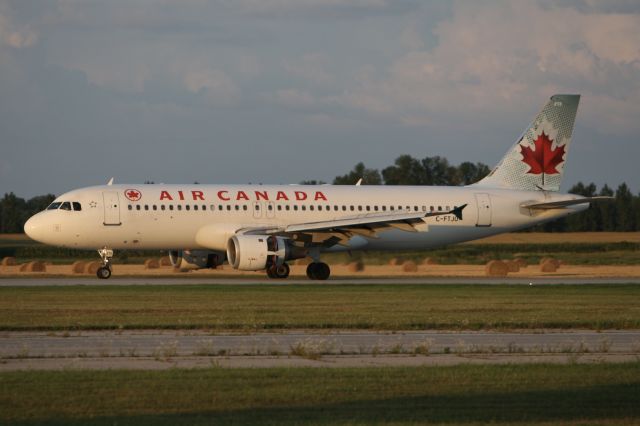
[474,193,492,227]
[103,192,121,226]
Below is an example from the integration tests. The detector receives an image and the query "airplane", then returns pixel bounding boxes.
[24,94,611,280]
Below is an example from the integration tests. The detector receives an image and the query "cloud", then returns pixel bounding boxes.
[183,67,240,105]
[0,5,38,48]
[329,1,640,134]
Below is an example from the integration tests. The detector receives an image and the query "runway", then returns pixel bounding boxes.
[2,277,640,286]
[2,330,639,370]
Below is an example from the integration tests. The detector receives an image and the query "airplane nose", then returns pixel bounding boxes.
[24,214,45,243]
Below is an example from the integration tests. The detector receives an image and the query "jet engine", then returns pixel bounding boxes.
[226,235,306,271]
[169,249,223,270]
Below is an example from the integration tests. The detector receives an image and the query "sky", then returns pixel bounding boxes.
[1,0,639,198]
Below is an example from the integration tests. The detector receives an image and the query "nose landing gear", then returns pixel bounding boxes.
[96,247,114,279]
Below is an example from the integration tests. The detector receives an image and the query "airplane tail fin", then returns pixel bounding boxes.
[474,94,580,192]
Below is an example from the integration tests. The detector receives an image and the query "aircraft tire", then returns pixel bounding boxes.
[306,262,330,280]
[274,263,290,279]
[96,267,111,279]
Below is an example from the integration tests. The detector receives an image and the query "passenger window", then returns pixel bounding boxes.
[202,205,206,211]
[430,206,435,211]
[302,205,306,211]
[382,206,386,211]
[144,205,149,211]
[390,206,394,211]
[136,205,141,211]
[294,205,298,211]
[285,205,290,211]
[210,205,215,211]
[422,206,426,211]
[374,206,379,211]
[153,205,157,211]
[186,205,190,211]
[438,206,442,211]
[243,205,248,211]
[235,205,240,211]
[60,202,71,211]
[342,206,347,211]
[161,205,166,211]
[72,202,82,211]
[169,205,174,211]
[277,205,282,211]
[128,205,132,211]
[177,205,182,211]
[309,205,314,211]
[358,206,362,211]
[47,202,62,210]
[366,206,370,211]
[350,206,355,211]
[219,205,223,211]
[334,205,339,211]
[268,205,273,211]
[227,205,231,211]
[195,205,199,211]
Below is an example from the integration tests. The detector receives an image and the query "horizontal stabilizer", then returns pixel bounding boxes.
[521,196,613,210]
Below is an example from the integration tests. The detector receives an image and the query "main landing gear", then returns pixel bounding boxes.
[306,262,330,280]
[96,247,113,279]
[266,263,290,279]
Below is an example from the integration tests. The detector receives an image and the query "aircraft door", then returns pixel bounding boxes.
[103,192,122,226]
[253,201,262,219]
[474,193,492,227]
[266,201,275,219]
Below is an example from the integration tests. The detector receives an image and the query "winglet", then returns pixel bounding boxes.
[107,177,114,186]
[451,204,467,220]
[355,178,363,186]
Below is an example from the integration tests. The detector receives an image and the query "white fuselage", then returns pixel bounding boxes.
[24,184,585,253]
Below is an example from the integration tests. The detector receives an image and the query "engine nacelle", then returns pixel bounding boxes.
[226,235,305,271]
[169,249,223,270]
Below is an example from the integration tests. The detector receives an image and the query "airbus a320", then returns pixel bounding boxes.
[24,94,609,279]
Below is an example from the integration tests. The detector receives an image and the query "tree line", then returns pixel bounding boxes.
[1,154,637,232]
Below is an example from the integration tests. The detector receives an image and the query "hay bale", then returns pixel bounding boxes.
[540,259,559,273]
[70,261,86,274]
[144,258,160,269]
[347,260,364,272]
[514,257,528,268]
[85,261,102,274]
[19,261,46,272]
[485,260,509,277]
[1,257,16,266]
[159,256,172,266]
[402,261,418,273]
[421,257,439,265]
[506,260,520,273]
[389,257,405,266]
[540,257,560,267]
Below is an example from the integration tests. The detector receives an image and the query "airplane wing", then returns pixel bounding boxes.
[239,204,467,246]
[521,196,613,210]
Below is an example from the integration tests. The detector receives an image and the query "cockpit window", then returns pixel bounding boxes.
[47,202,62,210]
[72,202,82,211]
[60,202,72,211]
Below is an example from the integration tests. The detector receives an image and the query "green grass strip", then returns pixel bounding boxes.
[1,284,639,331]
[1,363,639,425]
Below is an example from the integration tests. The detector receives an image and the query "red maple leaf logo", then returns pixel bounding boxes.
[520,132,565,175]
[125,189,142,201]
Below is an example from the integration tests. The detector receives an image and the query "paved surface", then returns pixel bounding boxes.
[2,330,639,370]
[2,277,640,286]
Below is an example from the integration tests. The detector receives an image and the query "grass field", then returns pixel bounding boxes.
[1,284,639,331]
[1,363,639,425]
